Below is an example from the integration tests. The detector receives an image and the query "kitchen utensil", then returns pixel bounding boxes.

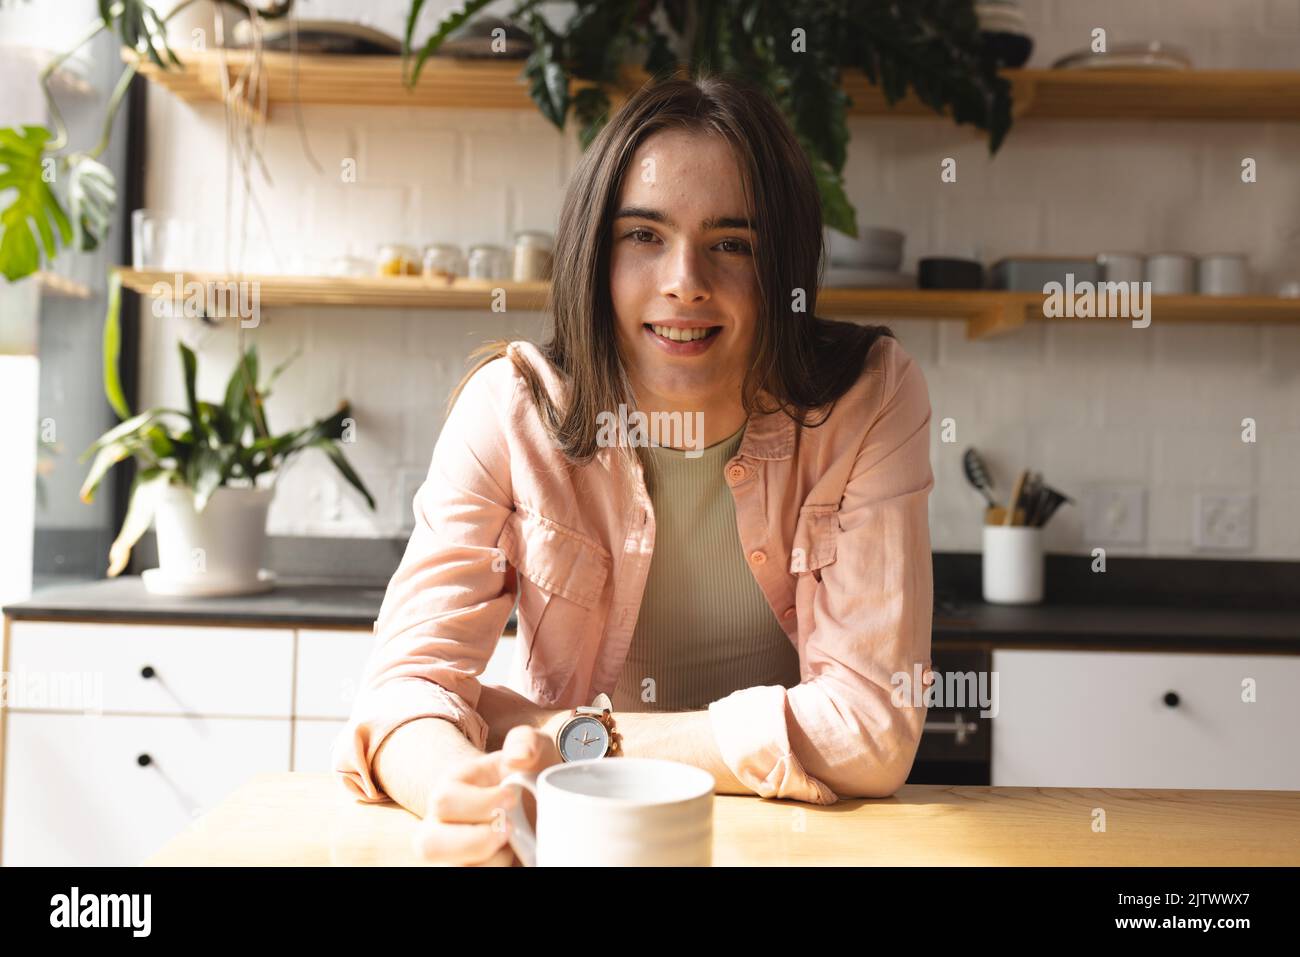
[1032,485,1074,527]
[1004,469,1030,526]
[1020,471,1042,525]
[502,758,714,866]
[984,505,1027,525]
[919,257,984,289]
[962,447,999,508]
[1145,253,1196,294]
[1097,252,1146,284]
[1197,254,1250,295]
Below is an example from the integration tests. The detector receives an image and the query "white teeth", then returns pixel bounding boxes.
[650,324,716,342]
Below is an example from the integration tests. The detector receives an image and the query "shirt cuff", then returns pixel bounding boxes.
[331,676,490,803]
[708,684,839,805]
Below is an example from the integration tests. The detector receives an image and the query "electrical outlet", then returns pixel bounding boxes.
[1081,484,1146,545]
[1194,493,1253,551]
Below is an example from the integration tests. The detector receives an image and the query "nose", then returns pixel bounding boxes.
[659,241,710,303]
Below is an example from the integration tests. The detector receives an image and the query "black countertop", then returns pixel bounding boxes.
[4,576,1299,651]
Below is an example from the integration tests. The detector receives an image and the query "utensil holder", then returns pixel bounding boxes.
[982,525,1044,604]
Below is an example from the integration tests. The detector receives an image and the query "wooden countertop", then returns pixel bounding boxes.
[145,772,1300,866]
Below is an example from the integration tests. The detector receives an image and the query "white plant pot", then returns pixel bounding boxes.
[148,484,274,596]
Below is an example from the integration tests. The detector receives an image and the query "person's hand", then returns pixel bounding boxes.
[413,724,560,866]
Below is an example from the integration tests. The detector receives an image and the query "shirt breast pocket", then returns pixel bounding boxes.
[497,504,610,699]
[790,503,839,583]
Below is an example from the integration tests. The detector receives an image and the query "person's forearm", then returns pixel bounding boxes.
[371,716,483,817]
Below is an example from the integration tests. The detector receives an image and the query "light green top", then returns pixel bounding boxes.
[611,421,801,712]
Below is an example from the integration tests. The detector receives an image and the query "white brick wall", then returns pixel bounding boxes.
[139,0,1300,559]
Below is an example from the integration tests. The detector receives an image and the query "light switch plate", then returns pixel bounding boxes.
[1081,484,1146,545]
[1194,493,1253,551]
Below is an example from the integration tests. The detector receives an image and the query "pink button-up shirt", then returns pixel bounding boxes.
[332,334,934,806]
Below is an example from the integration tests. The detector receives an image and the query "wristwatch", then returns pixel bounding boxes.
[555,692,622,762]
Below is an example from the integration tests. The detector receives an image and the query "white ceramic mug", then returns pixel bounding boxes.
[1197,254,1249,295]
[1096,252,1145,284]
[982,525,1044,604]
[1144,253,1196,294]
[501,757,714,866]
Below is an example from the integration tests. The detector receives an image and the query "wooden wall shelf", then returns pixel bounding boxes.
[116,269,1300,341]
[35,272,92,299]
[128,49,1300,122]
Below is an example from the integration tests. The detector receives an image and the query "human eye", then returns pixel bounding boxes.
[625,228,659,245]
[716,237,753,255]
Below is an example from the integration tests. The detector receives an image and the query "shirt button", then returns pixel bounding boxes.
[749,550,767,565]
[782,606,795,619]
[726,464,746,484]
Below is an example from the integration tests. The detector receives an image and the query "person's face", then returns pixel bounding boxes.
[608,129,760,411]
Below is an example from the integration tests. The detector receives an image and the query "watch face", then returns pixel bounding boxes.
[559,715,609,761]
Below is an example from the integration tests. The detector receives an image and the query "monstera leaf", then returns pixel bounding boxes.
[66,155,117,253]
[0,126,72,281]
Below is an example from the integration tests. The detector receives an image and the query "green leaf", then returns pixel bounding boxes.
[312,438,376,511]
[222,345,261,440]
[405,0,495,87]
[523,11,569,129]
[106,469,171,577]
[102,268,132,419]
[179,341,204,442]
[66,155,117,253]
[186,443,225,512]
[81,408,176,458]
[0,126,73,281]
[79,440,133,505]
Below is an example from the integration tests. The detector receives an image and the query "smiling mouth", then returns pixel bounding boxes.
[643,323,722,342]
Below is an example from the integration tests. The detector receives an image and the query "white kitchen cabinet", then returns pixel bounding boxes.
[991,649,1300,789]
[0,619,521,864]
[1,711,289,866]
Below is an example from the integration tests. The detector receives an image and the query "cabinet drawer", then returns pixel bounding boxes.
[295,628,519,720]
[992,650,1300,789]
[1,711,289,866]
[8,621,294,718]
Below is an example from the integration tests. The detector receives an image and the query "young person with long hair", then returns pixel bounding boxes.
[334,72,935,866]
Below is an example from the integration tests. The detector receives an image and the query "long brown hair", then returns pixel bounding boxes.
[449,70,893,480]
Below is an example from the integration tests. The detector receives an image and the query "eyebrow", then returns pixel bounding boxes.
[612,206,755,232]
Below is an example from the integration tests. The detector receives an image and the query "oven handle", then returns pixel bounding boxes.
[924,712,981,745]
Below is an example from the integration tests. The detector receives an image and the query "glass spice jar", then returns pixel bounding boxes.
[512,230,553,281]
[422,243,466,281]
[467,243,511,280]
[377,243,420,276]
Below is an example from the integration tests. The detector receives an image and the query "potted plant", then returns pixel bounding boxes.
[79,317,375,595]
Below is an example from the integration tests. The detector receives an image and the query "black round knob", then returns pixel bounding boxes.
[140,665,155,679]
[1163,691,1180,708]
[136,753,152,767]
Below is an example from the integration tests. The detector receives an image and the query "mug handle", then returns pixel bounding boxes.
[500,770,540,867]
